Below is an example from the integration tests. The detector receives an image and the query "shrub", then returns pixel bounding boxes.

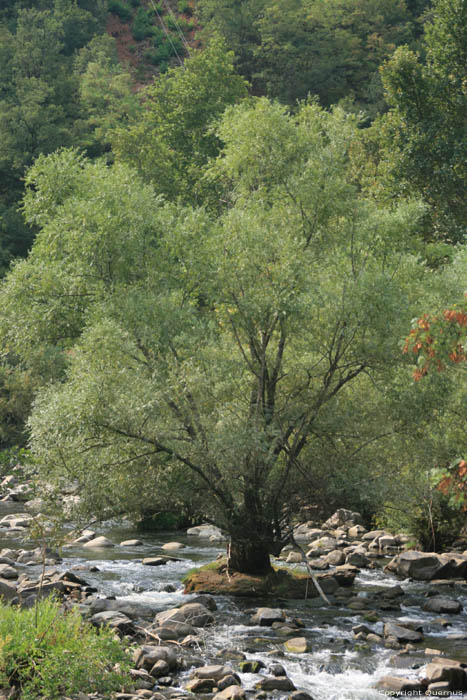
[108,0,132,22]
[178,0,192,16]
[131,7,154,41]
[0,598,131,699]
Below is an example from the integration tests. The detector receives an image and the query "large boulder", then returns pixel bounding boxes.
[423,596,462,614]
[424,659,467,690]
[385,551,444,581]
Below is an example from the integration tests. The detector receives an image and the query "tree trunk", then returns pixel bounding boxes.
[228,536,273,575]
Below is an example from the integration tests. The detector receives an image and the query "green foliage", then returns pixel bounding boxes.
[378,0,467,242]
[2,101,443,572]
[198,0,429,111]
[0,361,37,449]
[112,39,248,203]
[178,0,193,16]
[383,484,466,552]
[0,3,126,269]
[108,0,133,22]
[0,597,130,699]
[131,7,155,40]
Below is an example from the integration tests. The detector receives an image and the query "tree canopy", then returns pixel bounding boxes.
[2,99,454,573]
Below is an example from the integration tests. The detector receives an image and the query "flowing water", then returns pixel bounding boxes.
[1,508,467,700]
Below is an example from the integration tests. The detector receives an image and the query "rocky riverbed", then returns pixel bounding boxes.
[1,477,467,699]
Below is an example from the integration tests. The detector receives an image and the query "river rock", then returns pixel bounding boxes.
[191,665,233,682]
[325,549,346,566]
[187,524,223,538]
[385,551,442,580]
[384,622,423,643]
[218,675,241,690]
[156,602,214,627]
[286,551,303,564]
[362,530,387,541]
[120,539,143,546]
[0,564,18,579]
[348,525,367,538]
[82,536,114,548]
[346,550,370,568]
[142,556,180,565]
[423,595,462,614]
[0,578,17,601]
[255,677,296,692]
[239,660,266,673]
[289,692,315,700]
[213,686,246,700]
[90,610,134,634]
[162,541,186,550]
[251,607,284,626]
[153,622,195,640]
[283,637,310,653]
[322,509,362,530]
[133,645,178,671]
[149,659,170,678]
[374,676,426,693]
[424,658,467,689]
[293,524,325,542]
[186,677,217,692]
[333,564,358,586]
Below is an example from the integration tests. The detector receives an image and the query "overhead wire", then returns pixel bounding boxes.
[161,0,191,56]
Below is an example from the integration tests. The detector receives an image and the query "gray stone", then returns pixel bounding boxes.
[82,536,114,548]
[191,665,232,682]
[213,686,246,700]
[0,564,18,579]
[325,550,346,566]
[386,551,443,581]
[322,509,362,530]
[346,550,370,568]
[156,602,214,628]
[255,677,296,692]
[425,660,466,690]
[90,610,134,634]
[0,578,17,601]
[423,596,462,614]
[133,645,178,671]
[149,659,170,678]
[374,676,426,693]
[251,607,284,626]
[384,623,423,643]
[120,539,143,546]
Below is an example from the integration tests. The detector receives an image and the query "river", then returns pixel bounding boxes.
[1,506,467,699]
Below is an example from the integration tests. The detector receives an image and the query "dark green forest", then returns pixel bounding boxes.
[0,0,465,573]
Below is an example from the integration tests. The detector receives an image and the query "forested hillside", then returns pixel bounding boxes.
[0,0,465,565]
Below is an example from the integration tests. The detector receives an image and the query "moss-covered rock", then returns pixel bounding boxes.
[183,559,333,598]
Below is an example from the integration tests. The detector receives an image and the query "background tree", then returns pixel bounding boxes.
[378,0,467,243]
[111,39,248,204]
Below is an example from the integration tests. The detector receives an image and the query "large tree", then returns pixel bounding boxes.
[2,101,438,574]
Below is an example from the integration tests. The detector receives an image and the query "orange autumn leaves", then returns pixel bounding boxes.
[403,295,467,380]
[437,459,467,510]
